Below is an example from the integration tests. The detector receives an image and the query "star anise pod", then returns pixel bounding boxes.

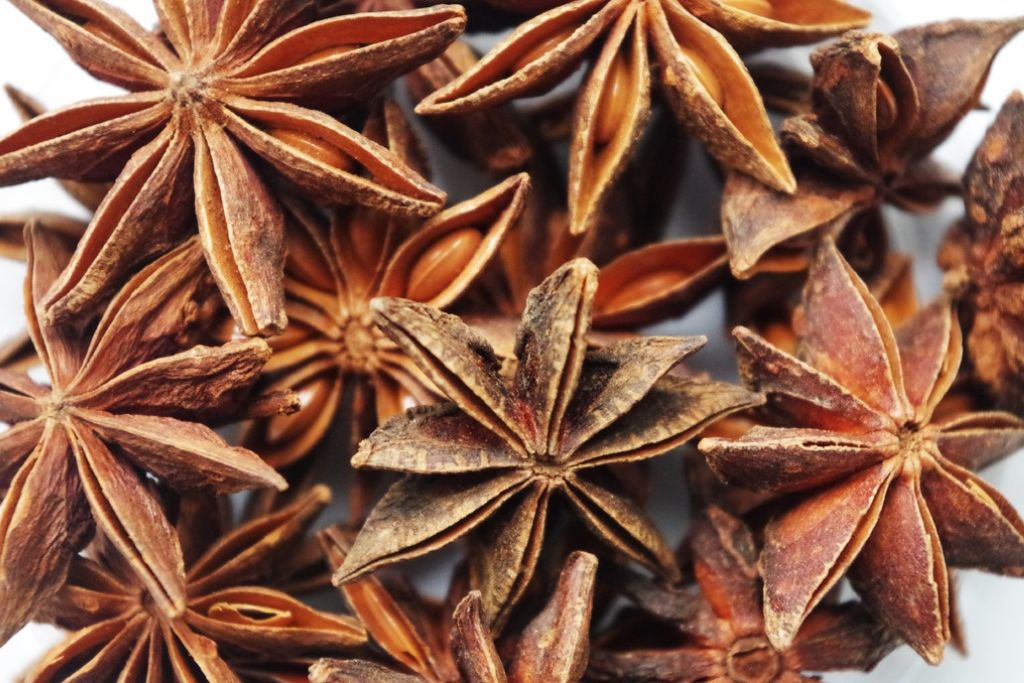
[240,101,531,469]
[333,258,762,628]
[589,507,896,682]
[416,0,871,234]
[0,227,286,644]
[0,0,467,335]
[26,486,366,681]
[723,18,1024,277]
[940,92,1024,413]
[315,529,597,683]
[698,239,1024,662]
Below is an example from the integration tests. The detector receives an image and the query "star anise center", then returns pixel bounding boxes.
[333,312,388,374]
[725,635,782,683]
[530,462,566,483]
[168,69,212,107]
[41,391,70,421]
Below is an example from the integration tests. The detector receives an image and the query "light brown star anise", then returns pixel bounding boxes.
[940,93,1024,413]
[698,239,1024,663]
[722,18,1024,277]
[416,0,871,233]
[333,258,762,628]
[240,101,531,469]
[589,507,896,682]
[0,0,467,335]
[0,227,286,645]
[315,528,597,683]
[27,486,366,682]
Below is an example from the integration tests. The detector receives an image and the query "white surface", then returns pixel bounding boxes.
[1,1,1023,681]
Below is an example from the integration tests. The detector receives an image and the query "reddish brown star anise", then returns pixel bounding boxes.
[416,0,871,234]
[589,507,896,682]
[722,18,1024,277]
[699,239,1024,663]
[333,258,762,628]
[26,486,366,682]
[0,227,286,645]
[0,0,467,335]
[940,92,1024,413]
[315,529,597,683]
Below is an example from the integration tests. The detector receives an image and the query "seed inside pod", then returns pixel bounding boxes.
[406,228,483,302]
[286,228,334,291]
[876,80,898,132]
[267,127,355,172]
[349,212,390,271]
[601,269,686,311]
[295,44,362,67]
[680,46,724,107]
[594,56,631,145]
[722,0,775,19]
[265,378,334,443]
[512,25,576,73]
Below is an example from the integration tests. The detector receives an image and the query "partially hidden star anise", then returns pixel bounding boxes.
[0,0,467,335]
[417,0,871,234]
[0,227,286,645]
[589,507,896,682]
[315,529,597,683]
[699,239,1024,663]
[722,18,1024,278]
[333,258,762,629]
[940,92,1024,413]
[27,486,365,682]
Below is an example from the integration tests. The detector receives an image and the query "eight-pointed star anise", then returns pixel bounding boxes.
[722,18,1024,277]
[333,258,762,628]
[0,228,285,645]
[315,531,597,683]
[589,507,896,682]
[699,239,1024,663]
[940,93,1024,413]
[0,0,467,335]
[417,0,871,233]
[26,486,366,682]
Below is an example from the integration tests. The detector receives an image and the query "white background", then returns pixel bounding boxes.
[1,1,1023,681]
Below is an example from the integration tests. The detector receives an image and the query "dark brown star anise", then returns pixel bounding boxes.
[315,529,597,683]
[416,0,872,234]
[0,0,467,335]
[723,18,1024,277]
[26,486,366,682]
[940,92,1024,413]
[699,239,1024,662]
[333,258,762,628]
[0,227,286,645]
[589,507,896,682]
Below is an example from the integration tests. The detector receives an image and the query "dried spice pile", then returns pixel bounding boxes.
[0,0,1023,681]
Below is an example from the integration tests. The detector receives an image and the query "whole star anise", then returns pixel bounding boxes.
[0,0,467,335]
[26,486,366,682]
[315,531,597,683]
[940,92,1024,413]
[333,258,762,628]
[723,18,1024,277]
[416,0,871,234]
[699,239,1024,662]
[0,227,286,645]
[589,507,896,682]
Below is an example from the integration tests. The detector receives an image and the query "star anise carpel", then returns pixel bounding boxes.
[416,0,870,234]
[722,17,1024,277]
[26,486,366,682]
[333,258,762,629]
[0,226,286,646]
[699,239,1024,663]
[0,0,468,335]
[589,507,896,682]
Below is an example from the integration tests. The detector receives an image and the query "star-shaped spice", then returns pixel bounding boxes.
[241,101,532,470]
[722,18,1024,277]
[417,0,870,233]
[26,486,365,682]
[0,0,467,335]
[940,92,1024,413]
[334,258,762,628]
[589,507,896,682]
[315,529,597,683]
[699,239,1024,662]
[0,227,286,645]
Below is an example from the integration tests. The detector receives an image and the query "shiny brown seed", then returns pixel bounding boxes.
[406,227,482,302]
[601,269,686,311]
[267,127,355,172]
[680,46,724,106]
[723,0,775,18]
[265,377,334,443]
[512,25,576,73]
[350,212,391,272]
[594,56,632,145]
[295,45,362,67]
[286,228,335,291]
[876,80,898,132]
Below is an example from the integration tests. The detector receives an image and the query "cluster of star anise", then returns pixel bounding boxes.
[0,0,1023,680]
